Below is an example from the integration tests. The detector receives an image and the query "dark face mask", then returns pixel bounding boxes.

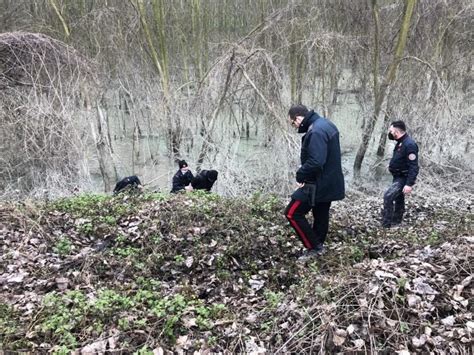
[388,132,396,140]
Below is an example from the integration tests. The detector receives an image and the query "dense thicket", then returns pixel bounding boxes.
[0,0,472,197]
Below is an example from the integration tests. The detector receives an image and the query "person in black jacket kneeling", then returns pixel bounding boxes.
[113,175,143,194]
[191,170,218,192]
[171,160,194,193]
[284,105,345,260]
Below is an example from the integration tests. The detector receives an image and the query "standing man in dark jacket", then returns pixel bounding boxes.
[382,121,419,228]
[284,105,345,260]
[171,160,194,193]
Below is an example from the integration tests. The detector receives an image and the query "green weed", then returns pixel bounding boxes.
[77,222,93,235]
[350,245,364,262]
[142,192,169,202]
[314,285,330,301]
[250,192,282,217]
[174,254,185,264]
[51,194,110,217]
[53,237,72,255]
[94,289,134,316]
[427,231,441,245]
[207,335,218,347]
[0,303,18,344]
[118,318,130,331]
[264,291,283,309]
[53,345,74,355]
[149,233,162,244]
[50,193,139,229]
[400,321,410,333]
[397,277,407,290]
[112,246,140,258]
[40,291,86,347]
[134,346,154,355]
[216,269,231,281]
[100,215,117,225]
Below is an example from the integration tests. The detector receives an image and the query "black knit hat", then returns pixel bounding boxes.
[207,170,218,182]
[178,160,188,169]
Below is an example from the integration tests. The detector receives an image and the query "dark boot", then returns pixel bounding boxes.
[392,192,405,224]
[382,180,404,228]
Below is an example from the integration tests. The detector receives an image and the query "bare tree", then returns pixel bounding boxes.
[0,32,93,196]
[353,0,417,179]
[0,0,472,196]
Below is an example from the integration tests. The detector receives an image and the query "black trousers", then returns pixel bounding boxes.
[285,199,331,250]
[382,177,406,226]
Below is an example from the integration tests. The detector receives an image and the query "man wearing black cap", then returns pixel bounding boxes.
[191,170,218,192]
[171,160,194,193]
[284,105,345,260]
[382,121,419,228]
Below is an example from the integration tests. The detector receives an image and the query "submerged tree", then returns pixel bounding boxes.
[353,0,417,179]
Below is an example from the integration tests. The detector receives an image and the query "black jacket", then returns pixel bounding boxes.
[191,170,217,191]
[388,134,419,186]
[171,170,194,193]
[113,175,142,194]
[293,111,345,203]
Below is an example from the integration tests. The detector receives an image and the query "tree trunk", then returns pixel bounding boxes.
[135,0,170,101]
[374,88,395,177]
[93,103,118,192]
[353,0,417,179]
[196,50,235,170]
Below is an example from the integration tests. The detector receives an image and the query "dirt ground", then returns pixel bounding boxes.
[0,190,472,353]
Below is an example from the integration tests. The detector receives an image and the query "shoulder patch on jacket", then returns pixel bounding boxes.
[408,153,417,161]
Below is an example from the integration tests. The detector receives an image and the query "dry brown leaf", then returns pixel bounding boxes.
[412,334,427,348]
[352,339,365,349]
[441,315,455,327]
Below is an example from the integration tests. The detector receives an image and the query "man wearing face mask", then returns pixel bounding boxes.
[171,160,194,193]
[284,105,345,260]
[383,121,419,228]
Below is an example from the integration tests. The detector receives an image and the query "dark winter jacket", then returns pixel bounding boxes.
[388,133,419,186]
[292,110,345,203]
[171,170,194,193]
[191,170,218,192]
[113,175,142,194]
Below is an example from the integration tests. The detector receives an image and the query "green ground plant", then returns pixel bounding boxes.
[0,304,19,347]
[53,236,73,255]
[1,191,470,353]
[264,290,284,309]
[250,192,283,217]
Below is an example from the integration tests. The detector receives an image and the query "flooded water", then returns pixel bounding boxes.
[87,91,394,195]
[89,136,174,193]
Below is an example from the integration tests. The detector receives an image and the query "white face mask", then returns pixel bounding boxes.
[181,167,188,173]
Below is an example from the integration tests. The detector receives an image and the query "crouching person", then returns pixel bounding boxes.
[171,160,194,193]
[113,175,143,194]
[191,170,218,192]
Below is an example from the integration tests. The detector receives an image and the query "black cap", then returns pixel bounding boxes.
[178,160,188,169]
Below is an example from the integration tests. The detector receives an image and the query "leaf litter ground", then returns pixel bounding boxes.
[0,190,472,353]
